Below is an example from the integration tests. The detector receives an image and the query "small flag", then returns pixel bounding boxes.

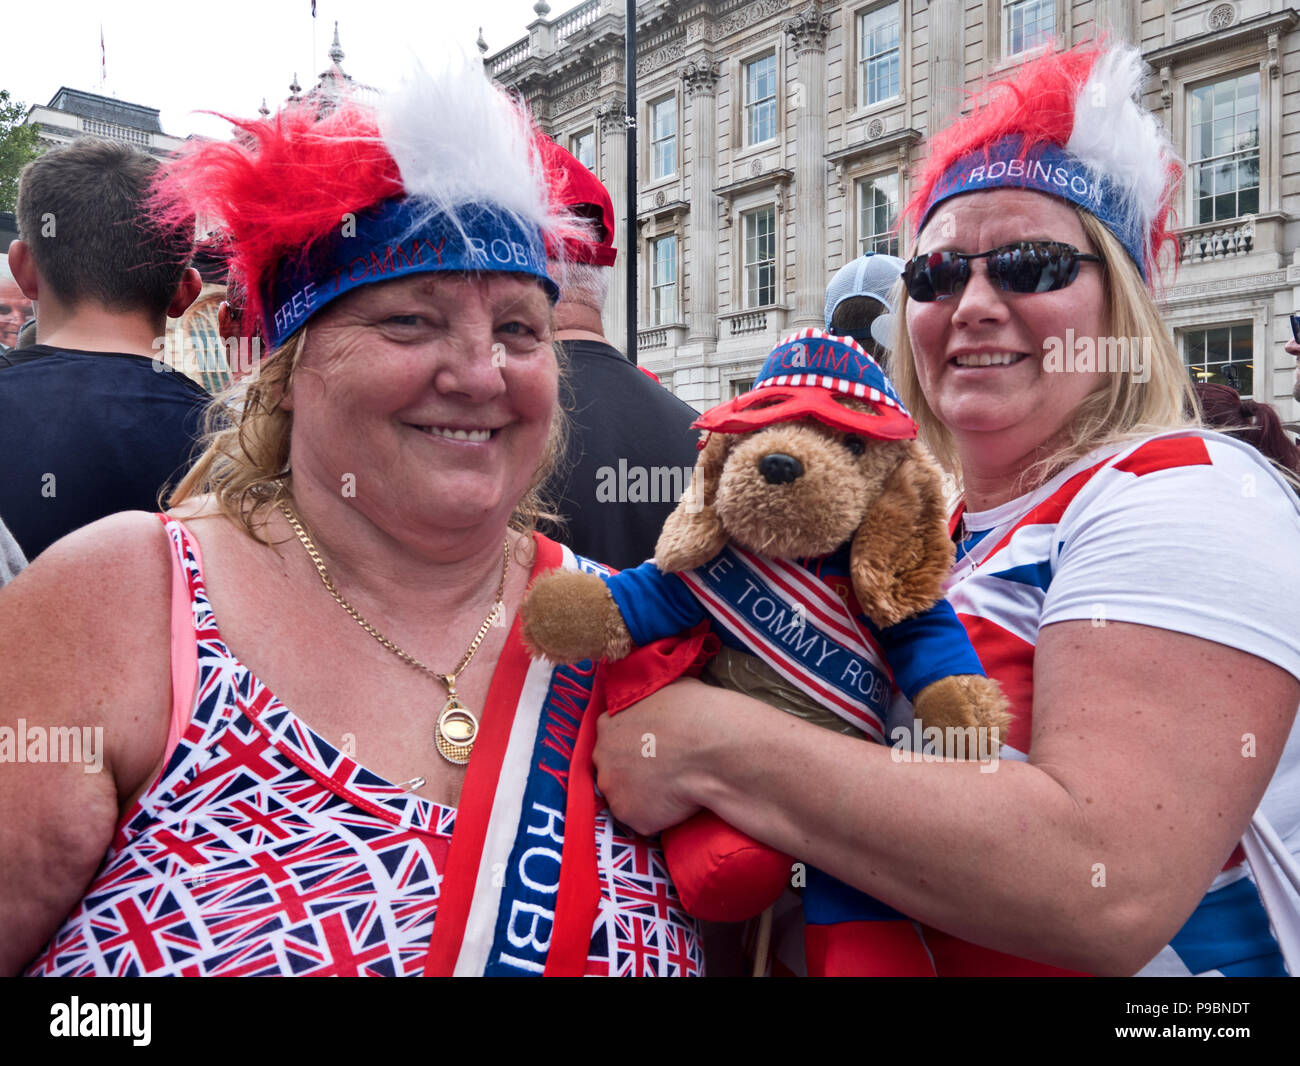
[311,0,317,15]
[100,24,106,86]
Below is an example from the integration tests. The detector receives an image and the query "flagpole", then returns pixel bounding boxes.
[625,0,637,366]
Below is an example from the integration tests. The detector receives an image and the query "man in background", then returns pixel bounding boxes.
[824,251,905,362]
[537,138,700,570]
[0,138,207,559]
[0,269,33,360]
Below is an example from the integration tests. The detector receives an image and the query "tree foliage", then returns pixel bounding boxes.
[0,90,41,214]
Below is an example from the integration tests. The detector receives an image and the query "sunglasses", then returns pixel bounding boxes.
[902,241,1103,302]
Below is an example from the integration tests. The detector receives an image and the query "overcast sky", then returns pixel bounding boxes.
[2,0,556,140]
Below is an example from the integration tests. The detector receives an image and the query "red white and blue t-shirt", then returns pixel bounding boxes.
[943,430,1300,976]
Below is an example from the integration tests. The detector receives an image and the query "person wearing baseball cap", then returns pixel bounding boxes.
[536,136,701,570]
[823,251,905,358]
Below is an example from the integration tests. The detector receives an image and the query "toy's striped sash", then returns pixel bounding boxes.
[677,546,894,742]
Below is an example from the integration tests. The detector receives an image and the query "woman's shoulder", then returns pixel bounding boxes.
[1035,428,1300,531]
[0,511,177,783]
[2,509,176,610]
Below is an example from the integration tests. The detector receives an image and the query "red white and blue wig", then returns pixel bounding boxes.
[153,56,583,350]
[905,44,1182,284]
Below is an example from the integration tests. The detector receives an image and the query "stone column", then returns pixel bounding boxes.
[596,96,627,349]
[784,4,831,330]
[682,55,720,344]
[929,0,964,139]
[1092,0,1137,44]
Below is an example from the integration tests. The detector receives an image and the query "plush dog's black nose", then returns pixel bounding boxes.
[759,453,803,484]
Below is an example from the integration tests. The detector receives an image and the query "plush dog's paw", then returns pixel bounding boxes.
[520,571,633,663]
[912,674,1012,755]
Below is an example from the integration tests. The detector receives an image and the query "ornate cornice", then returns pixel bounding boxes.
[783,4,830,54]
[1143,10,1298,70]
[638,41,686,78]
[687,0,787,44]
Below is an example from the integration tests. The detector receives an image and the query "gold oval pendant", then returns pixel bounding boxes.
[435,698,478,766]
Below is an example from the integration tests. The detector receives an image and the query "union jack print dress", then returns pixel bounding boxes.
[24,520,703,977]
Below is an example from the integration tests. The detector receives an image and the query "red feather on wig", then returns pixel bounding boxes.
[151,103,403,340]
[902,47,1098,237]
[902,43,1182,282]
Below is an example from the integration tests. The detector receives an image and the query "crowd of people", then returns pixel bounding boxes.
[1,41,1298,978]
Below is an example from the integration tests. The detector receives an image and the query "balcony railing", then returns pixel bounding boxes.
[727,310,769,336]
[638,327,668,350]
[1177,217,1254,263]
[555,0,599,42]
[491,37,530,76]
[82,118,149,146]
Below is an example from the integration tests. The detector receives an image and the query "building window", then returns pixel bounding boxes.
[858,3,900,108]
[857,172,900,256]
[1189,73,1260,224]
[1184,323,1253,396]
[650,97,677,180]
[1003,0,1055,57]
[651,235,677,325]
[744,53,778,146]
[742,206,777,308]
[570,128,595,171]
[730,377,755,397]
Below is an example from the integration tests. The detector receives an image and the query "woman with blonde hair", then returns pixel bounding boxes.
[593,43,1300,976]
[0,58,704,977]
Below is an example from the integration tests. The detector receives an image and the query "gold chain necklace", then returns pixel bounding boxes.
[279,502,509,766]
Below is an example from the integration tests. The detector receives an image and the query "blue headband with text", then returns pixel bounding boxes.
[264,198,559,349]
[917,137,1145,277]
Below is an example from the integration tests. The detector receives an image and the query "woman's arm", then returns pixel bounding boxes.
[0,512,173,974]
[594,620,1299,975]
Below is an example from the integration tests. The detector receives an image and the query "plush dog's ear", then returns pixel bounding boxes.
[850,441,955,627]
[655,431,732,572]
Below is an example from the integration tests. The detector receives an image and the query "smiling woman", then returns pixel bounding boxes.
[590,42,1300,978]
[0,56,704,977]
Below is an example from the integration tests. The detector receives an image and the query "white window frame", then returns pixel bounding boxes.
[857,2,901,110]
[1187,70,1261,226]
[1002,0,1057,59]
[1183,321,1256,398]
[648,95,677,182]
[741,205,778,309]
[570,128,596,172]
[651,234,678,325]
[856,171,900,257]
[742,51,779,148]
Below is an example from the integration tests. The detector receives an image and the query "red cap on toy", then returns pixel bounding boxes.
[694,329,917,441]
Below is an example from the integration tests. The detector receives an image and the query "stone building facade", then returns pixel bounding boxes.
[487,0,1300,421]
[23,88,186,161]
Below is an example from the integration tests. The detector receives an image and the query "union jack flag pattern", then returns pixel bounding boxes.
[24,520,702,977]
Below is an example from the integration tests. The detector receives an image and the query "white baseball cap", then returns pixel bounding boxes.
[823,252,905,351]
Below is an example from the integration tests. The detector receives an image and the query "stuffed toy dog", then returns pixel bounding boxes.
[522,329,1009,976]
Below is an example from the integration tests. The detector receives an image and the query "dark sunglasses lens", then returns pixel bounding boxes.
[905,252,965,302]
[0,305,12,315]
[991,243,1079,294]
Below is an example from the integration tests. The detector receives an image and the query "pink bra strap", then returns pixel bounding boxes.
[158,515,201,764]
